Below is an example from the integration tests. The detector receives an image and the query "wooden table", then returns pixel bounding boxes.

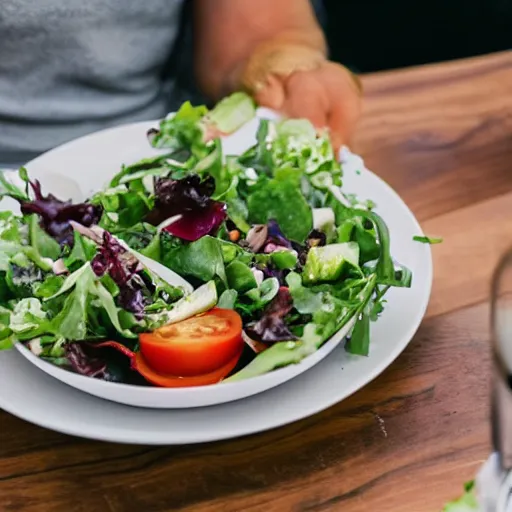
[1,51,511,512]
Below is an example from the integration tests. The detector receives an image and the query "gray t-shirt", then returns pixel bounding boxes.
[0,0,187,166]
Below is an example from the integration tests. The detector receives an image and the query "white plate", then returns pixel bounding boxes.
[1,112,432,410]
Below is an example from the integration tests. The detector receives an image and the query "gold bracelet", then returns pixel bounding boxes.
[241,41,325,93]
[240,40,363,97]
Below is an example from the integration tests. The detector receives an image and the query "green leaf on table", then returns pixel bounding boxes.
[413,235,443,244]
[442,481,478,511]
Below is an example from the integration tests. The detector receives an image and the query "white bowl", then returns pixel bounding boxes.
[3,112,432,408]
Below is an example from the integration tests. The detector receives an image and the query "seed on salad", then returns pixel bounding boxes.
[229,230,240,242]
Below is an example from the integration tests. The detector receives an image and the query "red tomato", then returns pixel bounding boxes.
[134,349,242,388]
[139,308,243,377]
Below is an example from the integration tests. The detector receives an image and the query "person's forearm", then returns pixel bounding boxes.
[193,0,327,100]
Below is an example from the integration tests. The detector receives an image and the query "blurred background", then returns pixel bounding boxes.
[172,0,511,107]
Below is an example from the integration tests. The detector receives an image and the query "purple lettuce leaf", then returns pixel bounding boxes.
[145,175,226,241]
[91,231,147,318]
[20,180,102,247]
[65,343,111,379]
[246,287,298,343]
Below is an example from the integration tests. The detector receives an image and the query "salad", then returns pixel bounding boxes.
[0,92,411,387]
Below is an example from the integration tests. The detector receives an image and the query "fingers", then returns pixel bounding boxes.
[252,74,286,111]
[250,61,362,152]
[319,62,363,151]
[280,70,329,129]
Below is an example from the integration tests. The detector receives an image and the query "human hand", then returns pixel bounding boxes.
[239,41,362,151]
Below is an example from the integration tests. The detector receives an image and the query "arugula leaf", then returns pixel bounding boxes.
[413,235,443,244]
[238,119,274,176]
[0,305,12,348]
[346,312,371,356]
[110,154,177,187]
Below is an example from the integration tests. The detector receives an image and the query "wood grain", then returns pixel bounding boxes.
[354,51,512,221]
[1,51,511,512]
[0,303,492,512]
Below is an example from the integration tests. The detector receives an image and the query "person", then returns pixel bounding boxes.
[0,0,362,168]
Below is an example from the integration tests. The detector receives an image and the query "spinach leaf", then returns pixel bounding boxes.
[217,289,238,309]
[247,177,312,242]
[225,261,257,293]
[161,235,227,284]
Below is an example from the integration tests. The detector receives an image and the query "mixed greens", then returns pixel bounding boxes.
[0,92,412,386]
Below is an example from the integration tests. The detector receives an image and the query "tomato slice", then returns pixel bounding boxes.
[139,308,243,377]
[134,348,242,388]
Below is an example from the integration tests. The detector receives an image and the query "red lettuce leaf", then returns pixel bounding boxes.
[65,343,112,379]
[246,287,298,343]
[146,175,226,241]
[163,201,226,241]
[91,231,147,318]
[20,180,102,246]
